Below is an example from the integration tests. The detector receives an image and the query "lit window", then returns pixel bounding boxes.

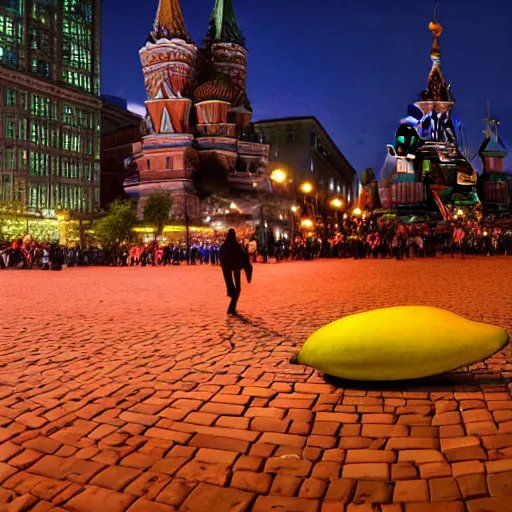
[329,178,334,191]
[18,149,27,169]
[310,159,314,173]
[5,88,16,106]
[5,148,15,169]
[4,115,16,139]
[29,185,38,208]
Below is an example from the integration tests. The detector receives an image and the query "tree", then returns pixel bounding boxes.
[143,191,173,240]
[92,199,138,259]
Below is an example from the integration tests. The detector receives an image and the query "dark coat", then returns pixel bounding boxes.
[220,240,249,272]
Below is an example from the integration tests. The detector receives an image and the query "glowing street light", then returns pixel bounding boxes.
[301,182,313,194]
[331,198,343,209]
[230,202,237,210]
[291,205,298,213]
[301,219,314,229]
[270,169,287,184]
[352,207,362,216]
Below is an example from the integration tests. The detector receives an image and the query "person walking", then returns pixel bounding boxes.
[220,229,253,315]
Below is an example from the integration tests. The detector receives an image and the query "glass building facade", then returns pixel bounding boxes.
[0,0,101,215]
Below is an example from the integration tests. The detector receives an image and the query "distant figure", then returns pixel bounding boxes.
[220,229,253,315]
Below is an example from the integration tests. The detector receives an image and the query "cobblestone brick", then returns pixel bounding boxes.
[1,261,511,510]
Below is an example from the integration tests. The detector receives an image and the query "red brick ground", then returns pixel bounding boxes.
[1,258,512,512]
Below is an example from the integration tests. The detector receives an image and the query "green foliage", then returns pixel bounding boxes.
[143,191,173,237]
[92,199,138,252]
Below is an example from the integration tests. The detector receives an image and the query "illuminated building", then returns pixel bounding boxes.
[0,0,101,239]
[378,3,480,218]
[123,0,272,234]
[253,116,358,209]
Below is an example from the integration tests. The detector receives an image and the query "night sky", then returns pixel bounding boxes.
[101,0,511,176]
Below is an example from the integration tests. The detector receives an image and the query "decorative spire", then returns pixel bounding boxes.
[429,0,442,62]
[421,1,452,102]
[204,0,245,49]
[148,0,191,44]
[480,101,508,157]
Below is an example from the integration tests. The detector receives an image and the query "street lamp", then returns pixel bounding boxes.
[330,198,343,230]
[270,169,287,184]
[301,218,314,229]
[352,207,362,216]
[230,202,238,210]
[291,205,298,213]
[301,182,313,194]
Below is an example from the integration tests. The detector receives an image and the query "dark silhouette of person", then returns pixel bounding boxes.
[220,229,252,315]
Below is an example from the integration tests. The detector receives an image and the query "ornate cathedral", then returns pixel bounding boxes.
[123,0,273,228]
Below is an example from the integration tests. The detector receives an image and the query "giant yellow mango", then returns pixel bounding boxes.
[294,306,509,381]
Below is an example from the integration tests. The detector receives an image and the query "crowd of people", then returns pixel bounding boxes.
[275,215,512,261]
[1,214,512,270]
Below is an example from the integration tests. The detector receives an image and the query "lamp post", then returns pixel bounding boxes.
[300,181,319,232]
[261,169,289,254]
[330,198,343,231]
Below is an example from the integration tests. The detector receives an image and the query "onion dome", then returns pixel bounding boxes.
[203,0,245,49]
[148,0,192,44]
[194,80,236,103]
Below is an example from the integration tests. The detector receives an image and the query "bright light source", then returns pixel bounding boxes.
[301,182,313,194]
[205,216,211,222]
[352,208,362,216]
[270,169,287,183]
[301,219,313,228]
[230,203,237,209]
[225,209,230,214]
[457,209,464,216]
[331,198,343,208]
[291,206,298,213]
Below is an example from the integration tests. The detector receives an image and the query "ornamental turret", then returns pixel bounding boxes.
[479,104,508,173]
[416,1,454,120]
[199,0,252,134]
[140,0,197,134]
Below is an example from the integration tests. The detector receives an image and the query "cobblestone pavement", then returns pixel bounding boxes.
[1,258,512,512]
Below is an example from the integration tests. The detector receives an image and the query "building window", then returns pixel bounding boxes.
[62,158,69,178]
[4,148,15,169]
[309,131,317,149]
[147,159,151,170]
[5,88,16,107]
[166,157,171,169]
[287,133,294,144]
[1,0,23,14]
[18,149,27,170]
[4,115,16,139]
[310,158,314,173]
[39,184,48,208]
[1,176,12,202]
[18,118,27,140]
[329,178,335,191]
[20,91,28,110]
[29,185,38,208]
